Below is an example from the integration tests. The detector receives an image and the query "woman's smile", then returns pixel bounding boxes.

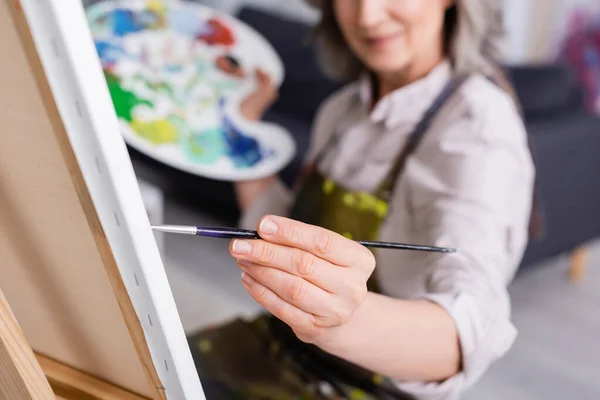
[364,31,404,50]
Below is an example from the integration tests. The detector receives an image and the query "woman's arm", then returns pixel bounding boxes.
[234,69,281,213]
[230,93,534,393]
[321,292,461,382]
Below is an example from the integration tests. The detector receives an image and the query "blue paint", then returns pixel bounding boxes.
[167,9,203,37]
[95,40,128,66]
[218,99,265,168]
[111,9,143,37]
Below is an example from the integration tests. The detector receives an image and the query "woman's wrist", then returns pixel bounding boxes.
[311,291,376,353]
[312,292,461,382]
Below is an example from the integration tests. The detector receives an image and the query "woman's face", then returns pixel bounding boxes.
[333,0,451,76]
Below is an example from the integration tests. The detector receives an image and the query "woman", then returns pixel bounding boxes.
[191,1,536,399]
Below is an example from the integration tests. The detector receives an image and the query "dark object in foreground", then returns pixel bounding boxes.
[189,315,417,400]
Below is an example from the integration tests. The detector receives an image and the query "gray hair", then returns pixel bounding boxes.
[305,0,507,83]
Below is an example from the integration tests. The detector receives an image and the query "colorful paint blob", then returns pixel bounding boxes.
[130,119,178,145]
[197,18,236,47]
[86,0,290,179]
[104,71,154,122]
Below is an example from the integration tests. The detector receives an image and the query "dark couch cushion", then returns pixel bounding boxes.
[236,7,341,123]
[505,64,583,120]
[520,113,600,267]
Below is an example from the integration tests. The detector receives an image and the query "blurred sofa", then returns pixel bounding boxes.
[504,66,600,268]
[130,6,600,269]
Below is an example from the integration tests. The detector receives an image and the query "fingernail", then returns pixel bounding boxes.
[241,271,252,284]
[232,240,252,255]
[260,218,278,235]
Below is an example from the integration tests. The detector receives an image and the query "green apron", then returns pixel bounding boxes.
[188,75,468,400]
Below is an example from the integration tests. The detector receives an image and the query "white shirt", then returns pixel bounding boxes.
[240,60,535,400]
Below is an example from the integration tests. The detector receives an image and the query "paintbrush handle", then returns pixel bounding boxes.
[195,227,455,253]
[196,227,260,239]
[356,240,455,253]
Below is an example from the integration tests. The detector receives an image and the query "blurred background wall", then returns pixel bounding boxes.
[81,0,600,64]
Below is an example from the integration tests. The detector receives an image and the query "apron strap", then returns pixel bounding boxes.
[377,74,470,202]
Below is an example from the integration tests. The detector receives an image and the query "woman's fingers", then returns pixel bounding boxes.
[256,68,274,87]
[257,215,376,273]
[240,270,316,333]
[230,238,349,294]
[239,68,278,121]
[230,218,374,335]
[238,261,346,324]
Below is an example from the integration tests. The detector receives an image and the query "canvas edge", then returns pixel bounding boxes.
[17,0,206,399]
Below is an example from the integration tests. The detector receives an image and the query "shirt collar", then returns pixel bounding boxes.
[358,60,453,129]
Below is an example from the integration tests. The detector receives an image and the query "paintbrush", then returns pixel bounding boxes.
[151,225,456,254]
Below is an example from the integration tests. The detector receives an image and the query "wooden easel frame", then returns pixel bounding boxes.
[1,288,149,400]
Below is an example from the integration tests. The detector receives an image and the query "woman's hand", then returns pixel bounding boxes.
[239,68,278,121]
[229,215,376,347]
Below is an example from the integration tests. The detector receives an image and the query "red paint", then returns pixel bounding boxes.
[197,18,236,47]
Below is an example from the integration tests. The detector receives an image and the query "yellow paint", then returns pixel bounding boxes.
[130,119,178,144]
[146,0,167,28]
[198,339,212,353]
[343,193,356,206]
[356,193,373,210]
[375,200,388,218]
[338,191,388,218]
[349,389,368,399]
[147,0,165,13]
[322,179,335,194]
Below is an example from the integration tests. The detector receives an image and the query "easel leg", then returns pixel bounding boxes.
[0,288,55,400]
[569,246,588,284]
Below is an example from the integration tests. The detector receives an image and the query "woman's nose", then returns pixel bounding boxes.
[357,0,389,29]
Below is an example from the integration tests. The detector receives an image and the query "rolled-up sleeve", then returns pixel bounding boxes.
[394,98,535,399]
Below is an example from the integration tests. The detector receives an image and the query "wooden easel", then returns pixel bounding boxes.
[0,1,205,399]
[0,289,150,400]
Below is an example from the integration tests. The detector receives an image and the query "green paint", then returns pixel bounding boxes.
[168,114,191,138]
[185,135,206,157]
[104,71,153,122]
[181,127,226,165]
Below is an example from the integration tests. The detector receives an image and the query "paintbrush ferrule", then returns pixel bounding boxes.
[151,225,197,235]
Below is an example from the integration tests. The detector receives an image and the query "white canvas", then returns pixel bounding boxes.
[19,0,207,398]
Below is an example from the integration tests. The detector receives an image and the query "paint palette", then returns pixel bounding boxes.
[86,0,295,181]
